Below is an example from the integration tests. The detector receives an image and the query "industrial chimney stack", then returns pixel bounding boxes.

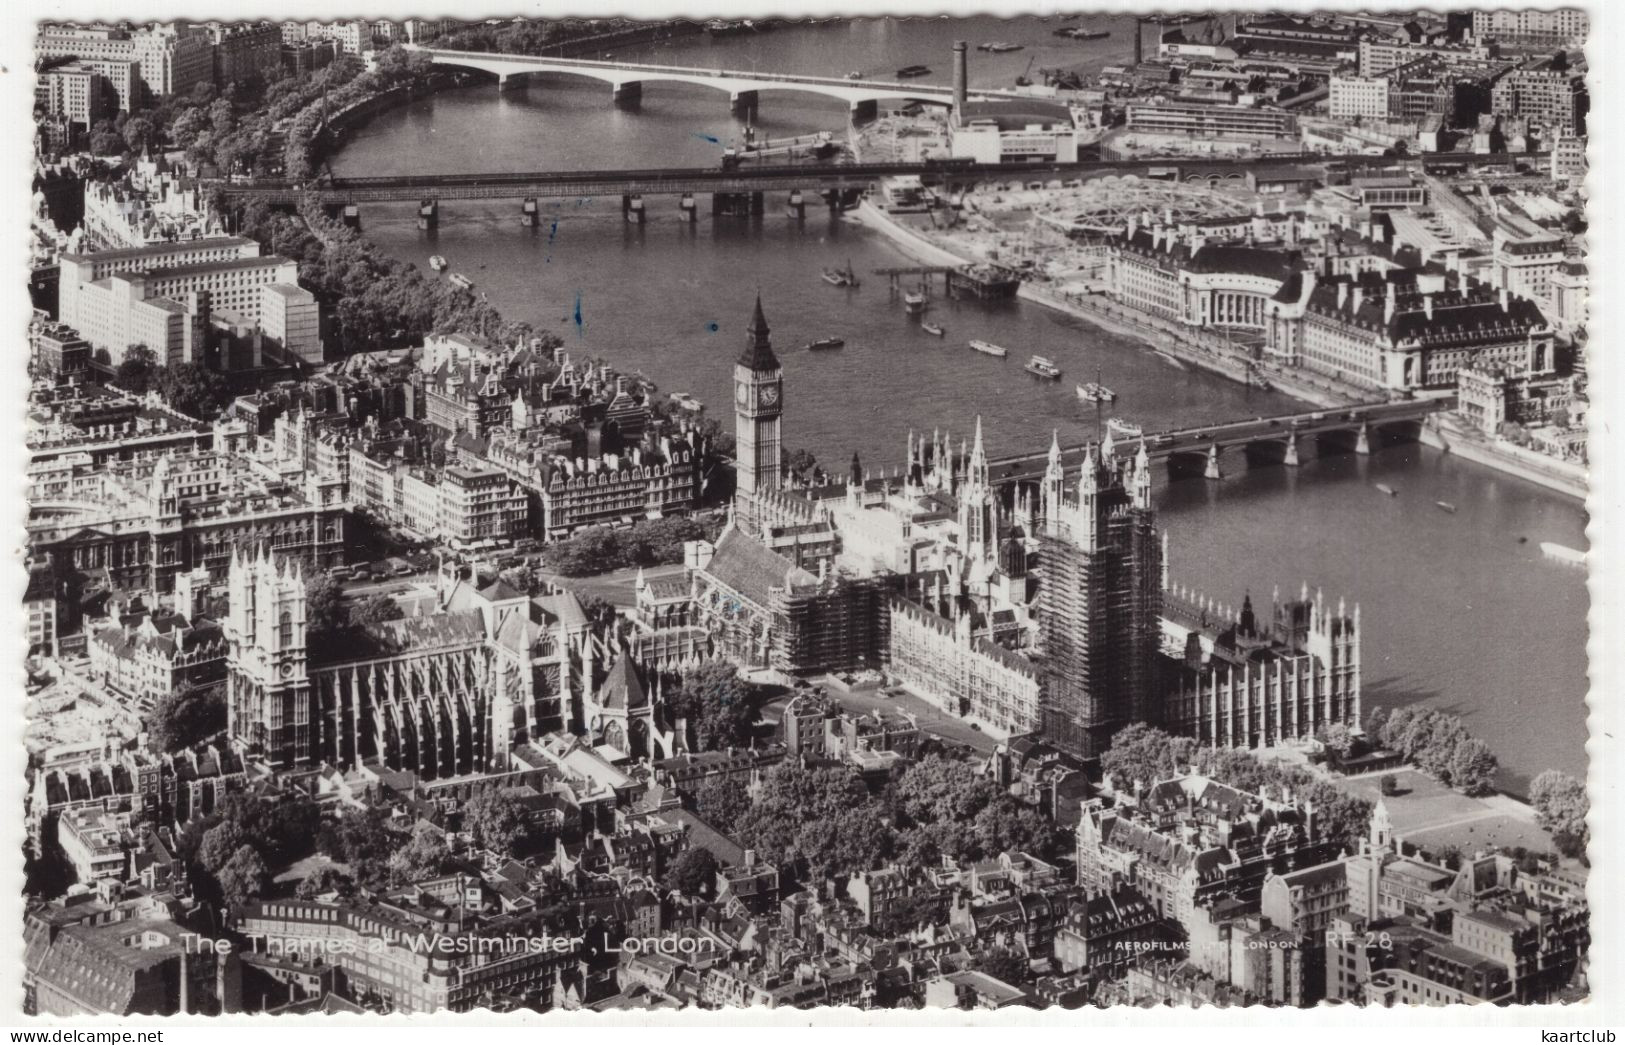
[952,41,968,115]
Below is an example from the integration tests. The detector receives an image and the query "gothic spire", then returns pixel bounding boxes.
[738,294,780,371]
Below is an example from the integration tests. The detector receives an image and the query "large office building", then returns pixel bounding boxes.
[35,24,215,106]
[35,62,115,147]
[1471,10,1588,50]
[1491,66,1587,138]
[1123,101,1297,140]
[1036,440,1161,761]
[203,22,281,86]
[58,237,305,367]
[950,100,1093,164]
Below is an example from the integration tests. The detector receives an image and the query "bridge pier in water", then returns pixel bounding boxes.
[416,199,438,231]
[849,99,878,121]
[1204,444,1224,481]
[622,194,646,224]
[1355,422,1372,455]
[750,191,765,216]
[730,90,758,117]
[787,190,805,220]
[521,198,539,227]
[612,80,642,107]
[679,195,697,223]
[1283,434,1301,467]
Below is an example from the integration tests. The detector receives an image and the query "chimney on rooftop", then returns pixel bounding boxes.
[952,41,968,114]
[1384,282,1396,324]
[1500,287,1510,312]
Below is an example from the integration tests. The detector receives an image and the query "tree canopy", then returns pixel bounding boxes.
[669,661,757,752]
[143,683,225,754]
[1530,770,1588,859]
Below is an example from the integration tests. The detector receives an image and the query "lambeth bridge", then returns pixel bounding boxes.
[987,398,1452,486]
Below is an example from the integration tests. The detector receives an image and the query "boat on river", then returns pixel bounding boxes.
[970,340,1008,358]
[1540,541,1586,567]
[806,337,845,351]
[921,321,946,337]
[1435,501,1457,514]
[1077,382,1116,402]
[1375,483,1398,497]
[429,255,448,272]
[1106,418,1142,439]
[897,65,932,78]
[903,288,927,314]
[979,42,1024,53]
[449,273,475,291]
[1026,355,1063,380]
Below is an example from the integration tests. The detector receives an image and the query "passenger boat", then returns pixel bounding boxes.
[1076,381,1116,402]
[822,268,850,287]
[1054,27,1111,39]
[449,273,475,291]
[1375,483,1398,497]
[903,288,927,314]
[1435,501,1457,514]
[429,255,448,272]
[1540,541,1586,567]
[1106,418,1142,439]
[806,337,845,351]
[1026,355,1063,380]
[896,65,932,78]
[969,339,1008,358]
[978,42,1024,53]
[921,322,946,337]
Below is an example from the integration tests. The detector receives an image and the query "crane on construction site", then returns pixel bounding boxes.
[1015,56,1036,87]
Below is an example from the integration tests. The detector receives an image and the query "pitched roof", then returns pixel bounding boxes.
[599,650,649,710]
[702,527,814,609]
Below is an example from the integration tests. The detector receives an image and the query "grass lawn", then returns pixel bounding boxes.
[1339,769,1556,855]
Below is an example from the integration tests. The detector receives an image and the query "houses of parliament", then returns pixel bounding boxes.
[224,296,1360,777]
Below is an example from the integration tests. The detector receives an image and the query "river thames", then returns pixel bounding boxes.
[330,18,1589,789]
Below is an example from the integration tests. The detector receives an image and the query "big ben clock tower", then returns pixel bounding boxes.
[734,294,783,498]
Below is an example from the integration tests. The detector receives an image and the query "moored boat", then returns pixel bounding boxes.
[969,340,1008,358]
[449,273,475,290]
[1026,355,1063,380]
[846,70,865,80]
[429,255,448,272]
[1106,418,1142,439]
[896,65,932,78]
[921,322,946,337]
[903,288,927,314]
[1540,541,1586,567]
[822,268,850,287]
[806,337,845,351]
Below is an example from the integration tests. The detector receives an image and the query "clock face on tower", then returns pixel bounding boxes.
[736,384,749,406]
[759,383,780,407]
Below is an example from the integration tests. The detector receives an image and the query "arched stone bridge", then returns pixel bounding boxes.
[406,44,1016,115]
[988,398,1451,487]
